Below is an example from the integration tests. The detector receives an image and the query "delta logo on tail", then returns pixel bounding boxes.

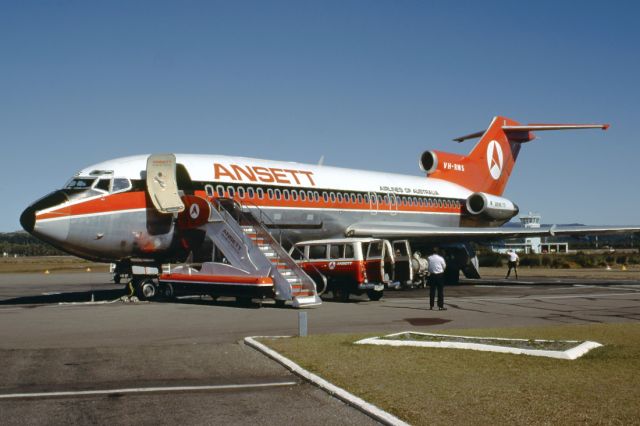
[487,140,503,180]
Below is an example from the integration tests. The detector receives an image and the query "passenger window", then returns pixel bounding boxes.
[217,185,225,197]
[337,193,343,203]
[291,190,298,201]
[247,187,255,199]
[112,178,131,192]
[299,191,306,201]
[323,192,329,203]
[227,186,235,198]
[344,244,354,259]
[274,189,281,200]
[329,244,342,259]
[95,179,111,192]
[237,187,245,199]
[330,192,336,202]
[383,195,389,204]
[357,194,363,203]
[283,190,290,201]
[314,192,320,202]
[257,188,264,199]
[205,184,215,197]
[309,245,326,259]
[267,189,274,199]
[364,194,369,203]
[351,194,357,203]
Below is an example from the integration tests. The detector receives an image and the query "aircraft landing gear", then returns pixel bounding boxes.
[135,278,158,300]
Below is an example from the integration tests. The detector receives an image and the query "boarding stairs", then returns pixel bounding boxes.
[199,198,321,308]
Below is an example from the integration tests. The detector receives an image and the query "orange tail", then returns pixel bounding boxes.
[421,116,608,196]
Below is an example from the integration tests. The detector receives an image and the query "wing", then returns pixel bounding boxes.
[345,221,640,242]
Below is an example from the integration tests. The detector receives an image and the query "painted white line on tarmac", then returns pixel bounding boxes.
[457,292,640,302]
[0,381,298,399]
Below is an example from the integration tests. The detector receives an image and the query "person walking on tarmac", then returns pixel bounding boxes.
[505,249,519,279]
[427,248,447,310]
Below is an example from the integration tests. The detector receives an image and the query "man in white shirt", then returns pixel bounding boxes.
[505,249,519,279]
[427,248,447,310]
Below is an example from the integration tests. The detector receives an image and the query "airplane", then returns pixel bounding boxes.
[19,116,640,304]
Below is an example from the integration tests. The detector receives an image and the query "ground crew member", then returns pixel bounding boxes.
[505,249,519,279]
[427,248,447,310]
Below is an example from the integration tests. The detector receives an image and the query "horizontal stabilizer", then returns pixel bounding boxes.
[454,122,609,142]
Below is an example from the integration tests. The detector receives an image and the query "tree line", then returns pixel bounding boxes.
[0,232,64,256]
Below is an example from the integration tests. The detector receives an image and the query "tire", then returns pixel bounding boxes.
[275,299,286,308]
[137,279,157,300]
[367,289,383,301]
[334,287,350,303]
[160,283,174,300]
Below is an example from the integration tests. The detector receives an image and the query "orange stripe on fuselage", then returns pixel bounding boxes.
[36,191,148,220]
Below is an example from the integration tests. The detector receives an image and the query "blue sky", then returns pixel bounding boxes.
[1,0,639,231]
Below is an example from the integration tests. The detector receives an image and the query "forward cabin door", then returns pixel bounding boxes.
[146,154,185,214]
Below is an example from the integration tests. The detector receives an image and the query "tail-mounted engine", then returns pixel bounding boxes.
[465,192,519,222]
[419,150,466,175]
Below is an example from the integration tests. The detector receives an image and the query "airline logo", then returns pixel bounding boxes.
[189,203,200,219]
[487,140,503,180]
[213,163,316,186]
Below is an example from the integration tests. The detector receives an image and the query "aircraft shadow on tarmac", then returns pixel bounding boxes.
[0,289,127,306]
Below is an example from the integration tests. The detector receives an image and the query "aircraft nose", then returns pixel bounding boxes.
[20,191,70,236]
[20,206,36,233]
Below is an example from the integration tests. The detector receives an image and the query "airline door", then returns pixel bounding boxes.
[365,239,394,284]
[146,154,185,214]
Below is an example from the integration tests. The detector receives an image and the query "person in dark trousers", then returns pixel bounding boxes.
[427,248,447,310]
[505,249,519,279]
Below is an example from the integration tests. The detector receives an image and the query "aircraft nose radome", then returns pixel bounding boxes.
[20,206,35,233]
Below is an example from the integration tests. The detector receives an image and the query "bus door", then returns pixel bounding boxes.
[366,239,394,283]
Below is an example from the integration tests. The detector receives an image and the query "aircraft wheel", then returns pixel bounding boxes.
[160,283,174,300]
[367,289,384,301]
[137,279,157,300]
[275,299,286,308]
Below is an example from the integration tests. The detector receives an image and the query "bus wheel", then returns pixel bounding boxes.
[334,288,350,303]
[367,289,384,301]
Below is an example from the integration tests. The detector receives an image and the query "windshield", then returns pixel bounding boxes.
[65,178,96,190]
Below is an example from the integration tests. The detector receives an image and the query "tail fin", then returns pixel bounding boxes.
[424,116,608,196]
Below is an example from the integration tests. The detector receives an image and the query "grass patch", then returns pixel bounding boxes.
[0,256,109,273]
[261,323,640,425]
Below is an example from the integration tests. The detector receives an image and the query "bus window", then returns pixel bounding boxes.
[329,244,342,259]
[344,244,355,259]
[309,245,327,259]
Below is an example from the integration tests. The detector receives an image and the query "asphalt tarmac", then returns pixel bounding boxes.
[1,272,639,425]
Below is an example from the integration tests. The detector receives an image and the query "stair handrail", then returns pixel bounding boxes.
[214,197,327,296]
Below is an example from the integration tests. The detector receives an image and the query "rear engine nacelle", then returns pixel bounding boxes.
[419,150,467,175]
[465,192,519,221]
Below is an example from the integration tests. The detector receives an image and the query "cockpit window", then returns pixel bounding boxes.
[95,179,111,192]
[65,178,96,189]
[112,178,131,192]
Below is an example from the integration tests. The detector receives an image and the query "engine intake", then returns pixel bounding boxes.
[419,151,438,174]
[466,192,519,221]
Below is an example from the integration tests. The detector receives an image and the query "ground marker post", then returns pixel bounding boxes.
[298,311,308,337]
